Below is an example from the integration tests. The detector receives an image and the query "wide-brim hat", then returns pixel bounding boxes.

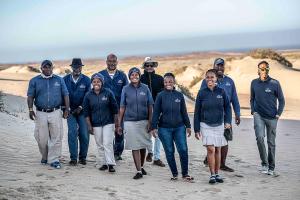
[70,58,84,68]
[142,57,158,68]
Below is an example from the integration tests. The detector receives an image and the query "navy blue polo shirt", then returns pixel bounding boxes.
[120,83,154,121]
[63,74,91,112]
[201,75,240,118]
[194,87,231,132]
[83,88,119,127]
[250,76,285,119]
[27,74,69,109]
[99,69,128,105]
[151,89,191,129]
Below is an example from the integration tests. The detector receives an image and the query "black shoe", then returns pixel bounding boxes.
[153,159,166,167]
[133,172,143,180]
[99,165,108,171]
[215,174,224,183]
[108,165,116,173]
[209,175,216,184]
[79,159,87,165]
[115,155,123,161]
[69,160,77,166]
[146,153,153,162]
[141,168,147,175]
[220,165,234,172]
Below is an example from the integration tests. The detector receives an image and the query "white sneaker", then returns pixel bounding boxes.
[267,170,274,176]
[260,166,268,174]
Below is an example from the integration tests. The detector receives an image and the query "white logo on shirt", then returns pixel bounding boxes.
[139,91,146,96]
[175,98,181,103]
[79,84,86,89]
[102,96,108,101]
[217,95,223,99]
[54,82,60,87]
[265,88,272,93]
[118,80,123,84]
[225,82,231,86]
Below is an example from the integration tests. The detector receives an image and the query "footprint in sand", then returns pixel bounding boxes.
[36,173,45,177]
[234,174,244,178]
[201,188,222,193]
[240,191,248,195]
[18,170,28,174]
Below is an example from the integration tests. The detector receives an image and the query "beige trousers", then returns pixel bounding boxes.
[34,109,63,163]
[93,124,116,166]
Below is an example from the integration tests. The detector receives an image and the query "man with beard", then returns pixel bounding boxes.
[27,60,70,169]
[64,58,91,166]
[99,54,128,160]
[200,58,240,172]
[250,61,285,175]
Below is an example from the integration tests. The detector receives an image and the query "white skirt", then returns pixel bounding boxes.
[200,122,227,147]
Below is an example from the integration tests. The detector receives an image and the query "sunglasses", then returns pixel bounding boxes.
[144,64,154,68]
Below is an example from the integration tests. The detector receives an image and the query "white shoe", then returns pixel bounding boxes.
[267,170,274,176]
[260,166,268,174]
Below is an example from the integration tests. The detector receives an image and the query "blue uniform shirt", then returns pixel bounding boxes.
[250,76,285,119]
[99,69,128,105]
[120,83,154,121]
[194,87,231,132]
[27,74,69,109]
[201,75,240,118]
[151,89,191,129]
[63,74,91,112]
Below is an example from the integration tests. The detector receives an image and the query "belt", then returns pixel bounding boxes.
[37,106,60,113]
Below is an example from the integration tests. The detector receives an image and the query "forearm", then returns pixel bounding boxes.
[148,106,153,124]
[64,95,70,109]
[27,96,34,110]
[118,107,125,126]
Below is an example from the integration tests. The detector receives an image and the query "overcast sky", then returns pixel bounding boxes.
[1,0,300,63]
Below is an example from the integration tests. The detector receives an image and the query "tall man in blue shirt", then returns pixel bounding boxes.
[250,61,285,176]
[99,54,128,160]
[64,58,91,166]
[27,60,70,169]
[200,58,240,172]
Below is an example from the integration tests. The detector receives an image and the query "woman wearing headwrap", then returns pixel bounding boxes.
[117,67,154,179]
[83,73,119,173]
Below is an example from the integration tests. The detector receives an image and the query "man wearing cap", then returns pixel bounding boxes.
[64,58,91,166]
[140,57,165,167]
[99,54,128,160]
[27,60,70,169]
[251,61,285,176]
[200,58,240,172]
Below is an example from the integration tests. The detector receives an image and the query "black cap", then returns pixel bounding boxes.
[70,58,84,68]
[41,60,53,68]
[214,58,225,66]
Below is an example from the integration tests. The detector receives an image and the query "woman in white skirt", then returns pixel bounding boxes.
[117,67,154,179]
[194,69,231,184]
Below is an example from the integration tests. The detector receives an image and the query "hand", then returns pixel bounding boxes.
[117,126,123,136]
[195,132,202,140]
[235,116,241,126]
[151,129,158,138]
[29,111,36,120]
[63,109,69,119]
[186,128,191,137]
[72,107,82,116]
[276,115,280,119]
[224,123,231,129]
[88,126,94,135]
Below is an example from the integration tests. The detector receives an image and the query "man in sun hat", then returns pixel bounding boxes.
[140,57,165,167]
[200,57,240,172]
[251,60,285,176]
[27,60,70,169]
[64,58,91,166]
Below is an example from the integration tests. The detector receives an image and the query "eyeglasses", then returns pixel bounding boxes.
[144,64,154,68]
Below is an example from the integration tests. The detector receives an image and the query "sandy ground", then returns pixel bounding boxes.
[0,53,300,199]
[0,94,300,200]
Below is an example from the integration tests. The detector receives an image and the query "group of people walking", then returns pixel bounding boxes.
[27,54,285,184]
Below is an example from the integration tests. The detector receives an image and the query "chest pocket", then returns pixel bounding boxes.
[138,91,148,104]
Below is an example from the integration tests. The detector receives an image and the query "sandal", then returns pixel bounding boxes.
[170,176,178,181]
[182,175,194,182]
